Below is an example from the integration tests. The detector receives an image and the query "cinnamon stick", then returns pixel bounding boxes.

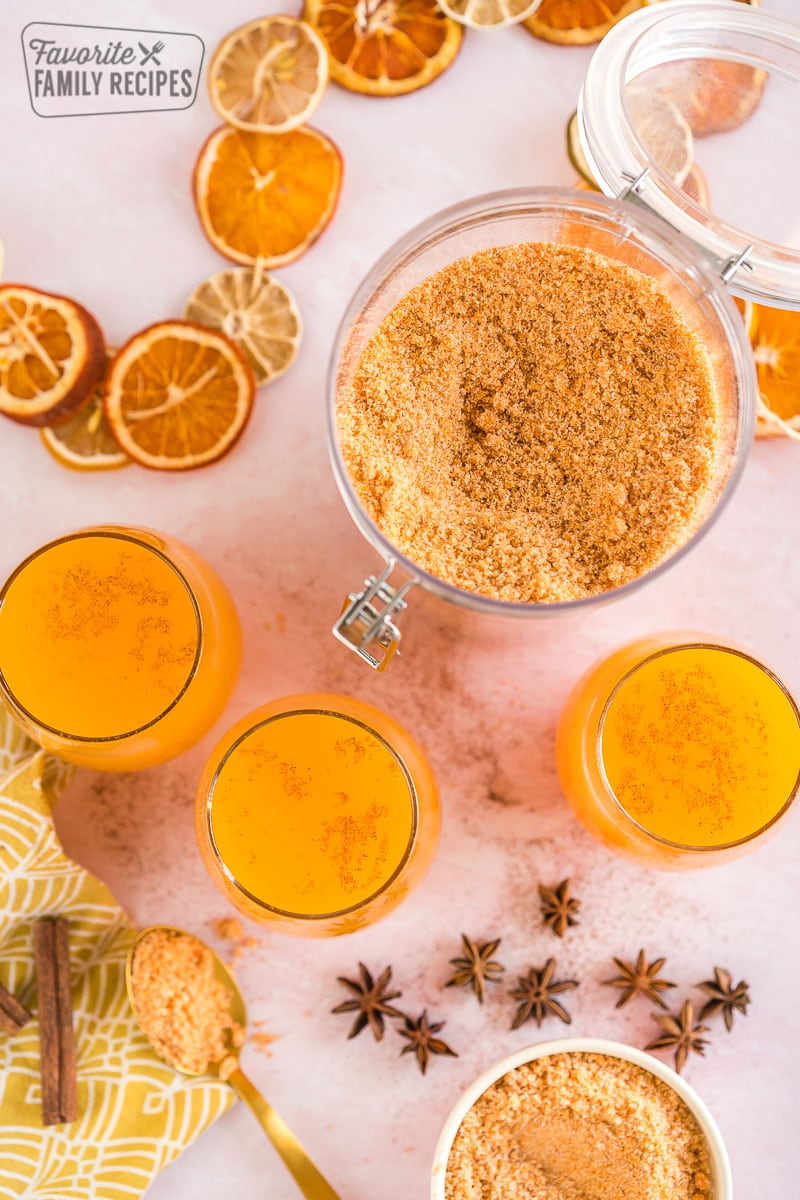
[0,979,31,1035]
[33,917,78,1126]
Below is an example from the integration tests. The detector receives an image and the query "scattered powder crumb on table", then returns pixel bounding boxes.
[210,915,261,959]
[252,1021,280,1057]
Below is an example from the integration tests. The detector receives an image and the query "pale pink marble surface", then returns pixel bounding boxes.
[1,1,799,1197]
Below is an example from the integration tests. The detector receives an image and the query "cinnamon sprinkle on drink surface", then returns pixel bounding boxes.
[338,243,719,603]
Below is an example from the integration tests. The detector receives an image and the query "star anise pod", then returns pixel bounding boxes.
[645,1000,710,1074]
[510,959,579,1030]
[602,949,677,1010]
[445,935,505,1004]
[398,1011,458,1075]
[538,879,580,937]
[332,963,404,1041]
[697,967,750,1032]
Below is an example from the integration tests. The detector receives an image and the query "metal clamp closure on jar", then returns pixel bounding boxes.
[332,560,416,671]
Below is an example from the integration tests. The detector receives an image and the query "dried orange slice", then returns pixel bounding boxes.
[746,305,800,441]
[645,59,766,139]
[41,354,130,471]
[303,0,462,96]
[524,0,645,44]
[194,125,342,268]
[439,0,540,30]
[104,321,255,470]
[680,163,710,208]
[645,0,764,137]
[184,268,302,387]
[208,16,328,134]
[0,284,105,427]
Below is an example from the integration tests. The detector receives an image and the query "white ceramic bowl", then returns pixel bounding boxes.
[430,1037,732,1200]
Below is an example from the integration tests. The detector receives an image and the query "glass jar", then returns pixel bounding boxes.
[0,526,241,770]
[195,693,440,936]
[556,634,800,869]
[327,2,800,669]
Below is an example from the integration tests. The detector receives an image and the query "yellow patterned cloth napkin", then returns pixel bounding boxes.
[0,713,234,1198]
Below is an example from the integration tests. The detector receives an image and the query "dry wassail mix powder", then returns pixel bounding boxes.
[338,242,719,603]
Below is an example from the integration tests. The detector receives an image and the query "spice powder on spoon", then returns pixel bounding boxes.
[337,242,720,604]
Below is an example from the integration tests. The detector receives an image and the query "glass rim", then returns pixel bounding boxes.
[326,187,756,619]
[0,528,203,744]
[205,706,419,922]
[596,641,800,853]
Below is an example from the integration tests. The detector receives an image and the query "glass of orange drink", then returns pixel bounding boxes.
[0,526,241,771]
[196,693,440,936]
[557,636,800,868]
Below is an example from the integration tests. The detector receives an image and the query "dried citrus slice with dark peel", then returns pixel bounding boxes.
[524,0,645,45]
[303,0,462,97]
[208,16,329,134]
[0,284,105,427]
[104,321,255,470]
[194,125,342,268]
[184,268,302,387]
[747,305,800,441]
[439,0,540,31]
[41,351,130,471]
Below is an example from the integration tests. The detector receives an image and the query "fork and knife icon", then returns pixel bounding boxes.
[138,40,165,66]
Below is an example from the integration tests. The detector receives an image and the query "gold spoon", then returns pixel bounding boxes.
[126,925,342,1200]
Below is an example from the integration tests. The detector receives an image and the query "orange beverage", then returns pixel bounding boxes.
[196,693,440,935]
[557,636,800,868]
[0,527,241,770]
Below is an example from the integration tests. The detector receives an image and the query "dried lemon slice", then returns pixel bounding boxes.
[41,356,130,472]
[566,112,597,188]
[184,268,302,387]
[208,16,328,134]
[625,85,694,187]
[440,0,541,29]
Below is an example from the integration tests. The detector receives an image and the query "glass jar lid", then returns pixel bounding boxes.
[578,0,800,308]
